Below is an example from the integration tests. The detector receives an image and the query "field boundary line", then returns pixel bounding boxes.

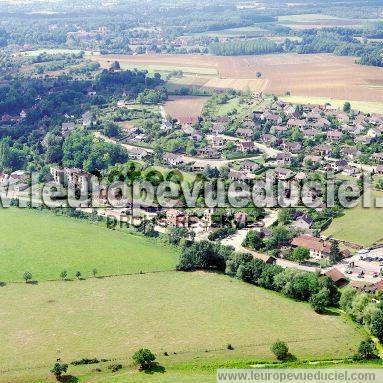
[1,269,177,286]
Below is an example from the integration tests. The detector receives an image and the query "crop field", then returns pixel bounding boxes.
[0,208,178,282]
[0,272,364,382]
[89,53,383,102]
[163,96,208,120]
[324,189,383,246]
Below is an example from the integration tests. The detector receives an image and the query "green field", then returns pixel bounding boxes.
[0,208,178,282]
[0,272,364,382]
[278,14,343,23]
[324,189,383,246]
[281,95,383,115]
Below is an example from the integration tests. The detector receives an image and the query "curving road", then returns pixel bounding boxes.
[95,132,270,167]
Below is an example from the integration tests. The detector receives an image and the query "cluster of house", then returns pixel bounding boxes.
[119,96,383,183]
[0,170,29,191]
[61,111,94,136]
[0,110,28,128]
[50,167,92,191]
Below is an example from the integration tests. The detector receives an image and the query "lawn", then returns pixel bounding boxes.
[0,208,178,282]
[0,272,364,382]
[281,95,383,115]
[324,189,383,246]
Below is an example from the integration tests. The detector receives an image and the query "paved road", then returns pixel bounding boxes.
[95,132,266,167]
[208,133,282,157]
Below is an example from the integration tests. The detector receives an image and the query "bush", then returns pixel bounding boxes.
[271,341,289,360]
[23,271,32,283]
[108,363,123,372]
[353,339,379,360]
[50,362,68,381]
[71,357,100,365]
[132,348,156,370]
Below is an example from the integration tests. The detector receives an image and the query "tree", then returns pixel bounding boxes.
[278,208,293,225]
[339,286,357,311]
[177,241,230,272]
[92,268,98,278]
[111,60,121,70]
[242,230,263,250]
[103,121,121,137]
[370,310,383,341]
[60,270,67,280]
[23,271,32,283]
[256,71,262,78]
[75,271,82,280]
[292,247,310,263]
[329,241,341,264]
[309,288,330,313]
[132,348,156,370]
[50,362,68,381]
[343,101,351,113]
[271,341,289,360]
[167,226,190,246]
[354,339,378,360]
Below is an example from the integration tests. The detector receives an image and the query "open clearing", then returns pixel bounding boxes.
[163,96,208,120]
[89,53,383,102]
[0,272,364,381]
[0,208,178,282]
[324,189,383,246]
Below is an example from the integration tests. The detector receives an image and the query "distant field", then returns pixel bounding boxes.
[324,189,383,246]
[282,95,383,115]
[90,55,218,76]
[19,49,97,57]
[0,208,178,282]
[0,272,364,381]
[89,53,383,102]
[278,13,363,29]
[164,95,208,120]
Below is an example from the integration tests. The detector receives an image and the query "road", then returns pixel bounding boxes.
[221,208,315,272]
[95,132,267,167]
[207,133,282,157]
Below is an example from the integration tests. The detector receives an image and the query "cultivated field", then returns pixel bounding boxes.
[0,208,178,282]
[324,189,383,246]
[163,96,208,120]
[0,272,364,382]
[89,53,383,102]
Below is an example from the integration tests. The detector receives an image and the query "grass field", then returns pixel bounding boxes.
[89,53,383,102]
[0,272,364,382]
[324,189,383,246]
[0,208,178,282]
[281,95,383,115]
